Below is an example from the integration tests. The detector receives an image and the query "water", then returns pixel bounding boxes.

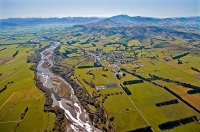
[36,42,100,132]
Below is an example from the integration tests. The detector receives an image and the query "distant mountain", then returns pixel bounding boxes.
[69,24,200,40]
[65,15,200,41]
[110,15,133,23]
[92,15,200,27]
[0,17,103,26]
[0,22,19,26]
[1,15,200,27]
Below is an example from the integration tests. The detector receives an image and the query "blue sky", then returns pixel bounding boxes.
[0,0,199,18]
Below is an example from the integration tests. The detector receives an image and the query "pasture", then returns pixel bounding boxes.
[75,67,119,95]
[74,61,200,131]
[99,88,148,131]
[65,30,200,131]
[126,82,200,131]
[0,27,58,132]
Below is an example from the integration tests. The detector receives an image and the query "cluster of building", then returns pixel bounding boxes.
[85,49,137,65]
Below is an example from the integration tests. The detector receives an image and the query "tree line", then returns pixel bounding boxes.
[82,79,95,88]
[27,44,52,63]
[51,53,114,131]
[12,50,19,57]
[149,74,200,94]
[156,99,178,107]
[28,49,69,132]
[15,107,29,131]
[191,67,200,73]
[162,85,200,113]
[0,47,6,51]
[120,68,152,82]
[0,85,7,93]
[158,116,197,130]
[21,107,28,120]
[123,79,144,85]
[120,84,131,95]
[120,68,200,114]
[0,81,14,93]
[78,65,95,69]
[172,52,189,60]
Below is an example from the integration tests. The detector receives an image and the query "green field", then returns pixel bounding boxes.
[127,82,200,131]
[74,64,200,131]
[60,26,200,131]
[97,88,148,131]
[0,27,57,132]
[1,18,200,132]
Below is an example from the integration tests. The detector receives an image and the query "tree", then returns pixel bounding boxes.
[109,116,115,121]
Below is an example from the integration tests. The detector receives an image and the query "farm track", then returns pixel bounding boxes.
[0,70,22,84]
[0,120,20,123]
[120,87,155,132]
[0,92,15,109]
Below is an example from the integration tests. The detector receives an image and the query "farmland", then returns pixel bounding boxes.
[1,15,200,132]
[72,62,200,131]
[57,20,200,131]
[0,26,61,132]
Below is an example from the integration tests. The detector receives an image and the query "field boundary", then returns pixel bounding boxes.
[0,120,20,123]
[0,92,15,109]
[120,86,155,132]
[161,87,200,115]
[0,70,22,84]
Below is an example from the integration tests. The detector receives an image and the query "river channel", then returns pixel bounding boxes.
[36,42,100,132]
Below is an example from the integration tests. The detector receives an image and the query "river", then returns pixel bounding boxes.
[36,42,100,132]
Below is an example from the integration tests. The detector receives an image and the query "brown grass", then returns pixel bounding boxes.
[0,57,13,65]
[193,74,200,78]
[169,85,200,111]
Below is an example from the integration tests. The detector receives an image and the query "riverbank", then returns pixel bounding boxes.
[35,41,100,131]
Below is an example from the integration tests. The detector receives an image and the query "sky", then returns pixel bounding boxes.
[0,0,200,19]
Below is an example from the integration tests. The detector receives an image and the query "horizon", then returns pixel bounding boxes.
[1,14,200,20]
[1,0,199,19]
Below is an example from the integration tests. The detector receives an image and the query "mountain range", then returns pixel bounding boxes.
[92,15,200,27]
[0,17,103,26]
[1,15,200,27]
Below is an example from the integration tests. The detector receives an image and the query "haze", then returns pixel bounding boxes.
[0,0,200,19]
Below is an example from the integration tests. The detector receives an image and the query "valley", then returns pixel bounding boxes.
[0,15,200,132]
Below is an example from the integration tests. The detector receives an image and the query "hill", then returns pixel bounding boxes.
[0,17,103,26]
[1,15,200,27]
[95,15,200,27]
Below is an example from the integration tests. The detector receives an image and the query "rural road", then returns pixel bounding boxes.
[120,86,155,132]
